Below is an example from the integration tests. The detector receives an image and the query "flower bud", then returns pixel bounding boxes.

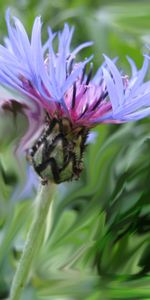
[27,118,88,184]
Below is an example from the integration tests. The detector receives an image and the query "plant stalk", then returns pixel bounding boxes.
[9,182,56,300]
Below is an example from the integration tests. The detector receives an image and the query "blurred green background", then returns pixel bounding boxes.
[0,0,150,299]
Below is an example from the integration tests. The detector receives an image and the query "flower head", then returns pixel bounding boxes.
[1,10,150,183]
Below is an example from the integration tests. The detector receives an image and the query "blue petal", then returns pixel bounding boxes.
[103,67,119,111]
[92,57,118,84]
[123,107,150,121]
[62,56,93,94]
[130,57,149,93]
[103,55,124,107]
[115,93,150,117]
[31,16,43,77]
[126,56,137,77]
[5,9,21,58]
[68,41,93,62]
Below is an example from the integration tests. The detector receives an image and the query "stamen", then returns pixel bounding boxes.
[99,78,103,86]
[91,97,102,111]
[80,64,87,83]
[85,62,93,85]
[82,62,93,95]
[83,86,88,95]
[67,58,74,75]
[103,91,108,99]
[91,91,108,111]
[79,103,89,118]
[71,82,76,109]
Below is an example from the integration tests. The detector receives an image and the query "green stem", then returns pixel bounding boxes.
[9,182,56,300]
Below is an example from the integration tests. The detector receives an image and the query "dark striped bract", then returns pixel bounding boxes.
[27,118,88,184]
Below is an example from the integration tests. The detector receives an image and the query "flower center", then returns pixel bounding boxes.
[27,118,89,184]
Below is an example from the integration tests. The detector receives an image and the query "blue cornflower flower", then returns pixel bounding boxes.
[0,10,150,183]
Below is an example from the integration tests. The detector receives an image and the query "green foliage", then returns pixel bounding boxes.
[0,0,150,299]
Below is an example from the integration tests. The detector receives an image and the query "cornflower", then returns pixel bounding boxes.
[0,10,150,185]
[1,10,150,300]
